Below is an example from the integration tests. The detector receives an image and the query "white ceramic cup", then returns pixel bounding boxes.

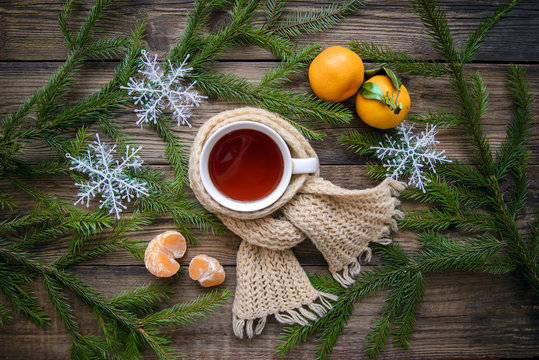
[199,121,318,212]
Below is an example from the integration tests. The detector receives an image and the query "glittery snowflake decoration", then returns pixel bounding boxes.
[121,49,206,127]
[370,121,451,192]
[66,134,149,219]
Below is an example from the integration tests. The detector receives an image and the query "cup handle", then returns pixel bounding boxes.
[291,157,319,174]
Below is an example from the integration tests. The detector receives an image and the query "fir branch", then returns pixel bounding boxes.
[308,273,347,296]
[149,116,190,190]
[283,115,325,141]
[97,115,130,151]
[56,211,152,266]
[74,0,113,48]
[58,0,78,49]
[0,264,50,328]
[313,1,535,358]
[36,50,85,123]
[68,126,91,156]
[50,88,128,131]
[364,273,411,358]
[0,213,45,234]
[409,0,458,64]
[185,0,262,70]
[0,194,16,211]
[141,288,231,327]
[0,244,228,359]
[166,0,220,65]
[401,176,490,210]
[399,207,497,233]
[366,162,391,180]
[0,91,38,140]
[271,0,368,38]
[43,274,79,336]
[84,36,131,60]
[392,272,425,348]
[470,72,489,122]
[339,129,395,156]
[461,0,521,64]
[315,300,354,360]
[495,65,534,184]
[0,302,12,326]
[436,160,490,189]
[56,242,127,267]
[193,71,352,129]
[0,2,233,358]
[114,21,147,86]
[408,111,462,128]
[263,0,288,28]
[134,168,225,245]
[236,27,295,59]
[279,238,505,357]
[349,40,449,77]
[1,3,139,163]
[415,232,505,272]
[110,283,172,315]
[258,43,321,88]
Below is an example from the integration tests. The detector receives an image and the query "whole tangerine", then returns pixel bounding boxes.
[356,75,411,129]
[308,46,364,102]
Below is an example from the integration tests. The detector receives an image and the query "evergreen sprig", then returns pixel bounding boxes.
[0,1,229,358]
[0,241,231,359]
[161,0,357,141]
[268,0,368,38]
[279,0,536,358]
[278,236,507,360]
[349,40,449,77]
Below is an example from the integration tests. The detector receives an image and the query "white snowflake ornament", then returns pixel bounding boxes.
[370,121,451,192]
[121,50,206,127]
[66,134,149,219]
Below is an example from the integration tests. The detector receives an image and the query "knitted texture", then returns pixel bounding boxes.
[189,107,405,338]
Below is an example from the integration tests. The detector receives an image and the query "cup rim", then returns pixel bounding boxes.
[199,121,292,212]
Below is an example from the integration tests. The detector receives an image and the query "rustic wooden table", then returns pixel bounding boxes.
[1,0,538,359]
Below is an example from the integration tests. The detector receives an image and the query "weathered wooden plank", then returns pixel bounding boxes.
[1,0,538,62]
[0,265,537,359]
[1,164,537,267]
[2,2,538,359]
[1,61,538,165]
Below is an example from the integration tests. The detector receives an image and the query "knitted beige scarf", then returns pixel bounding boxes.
[189,107,405,339]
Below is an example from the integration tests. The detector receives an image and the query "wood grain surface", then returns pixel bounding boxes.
[0,1,538,359]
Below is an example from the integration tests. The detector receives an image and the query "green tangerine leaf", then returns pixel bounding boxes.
[364,66,384,79]
[384,67,403,90]
[364,66,402,90]
[359,82,386,103]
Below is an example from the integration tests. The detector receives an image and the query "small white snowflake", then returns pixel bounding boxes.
[121,49,206,127]
[370,121,451,192]
[66,134,149,219]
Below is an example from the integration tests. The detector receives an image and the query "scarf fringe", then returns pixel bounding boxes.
[332,248,370,287]
[331,201,403,289]
[274,292,338,326]
[233,292,338,339]
[233,314,267,339]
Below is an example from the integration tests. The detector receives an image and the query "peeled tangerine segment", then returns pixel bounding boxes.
[189,255,226,287]
[144,231,187,277]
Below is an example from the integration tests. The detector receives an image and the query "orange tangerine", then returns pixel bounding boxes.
[189,255,226,287]
[356,75,411,129]
[144,231,187,277]
[308,46,364,102]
